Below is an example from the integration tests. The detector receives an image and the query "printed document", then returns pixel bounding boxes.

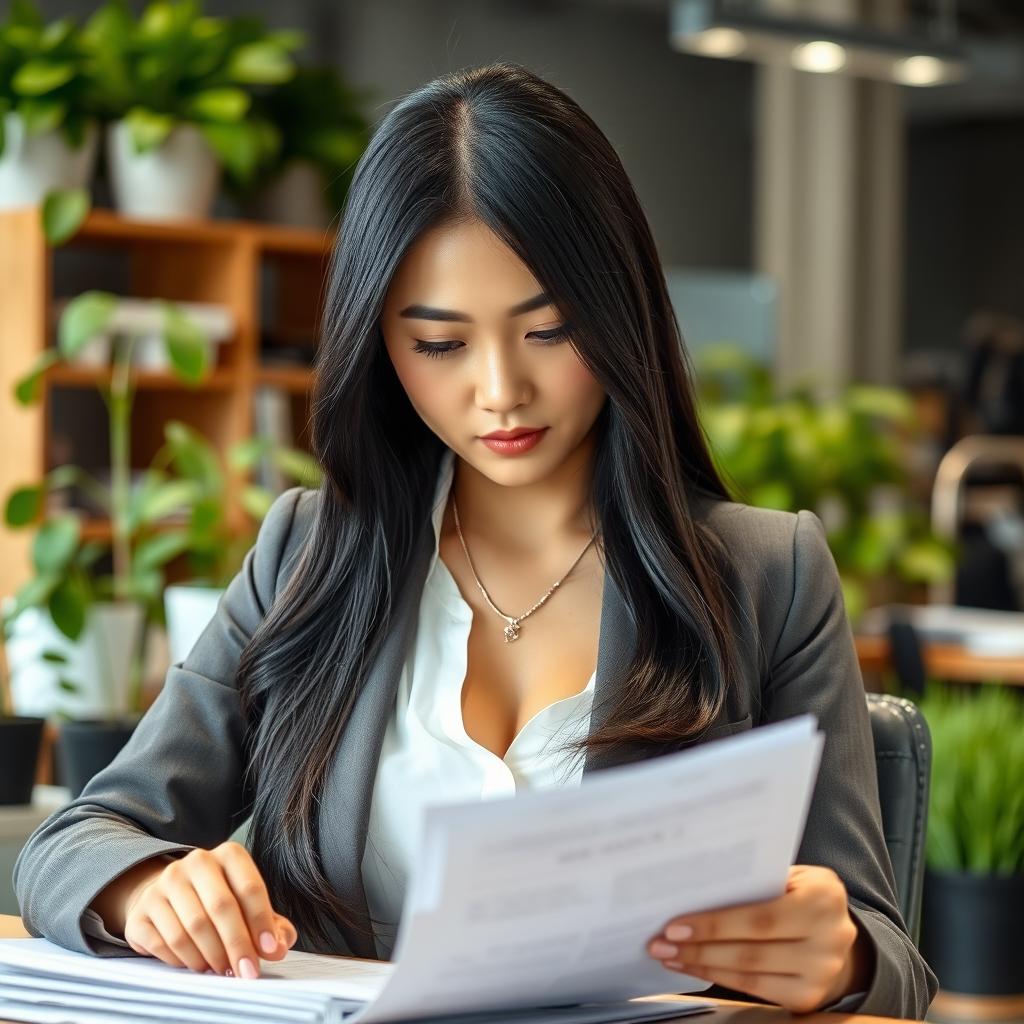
[0,713,824,1024]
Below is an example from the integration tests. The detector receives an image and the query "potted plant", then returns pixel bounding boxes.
[0,0,98,210]
[2,290,211,796]
[241,65,372,228]
[918,683,1024,1001]
[0,658,44,806]
[695,343,956,623]
[156,420,322,664]
[80,0,301,220]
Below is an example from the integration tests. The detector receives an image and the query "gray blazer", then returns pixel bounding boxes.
[14,485,939,1019]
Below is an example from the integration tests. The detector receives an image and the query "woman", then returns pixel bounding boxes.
[14,61,937,1018]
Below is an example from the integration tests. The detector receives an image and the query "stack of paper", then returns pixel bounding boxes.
[0,715,823,1024]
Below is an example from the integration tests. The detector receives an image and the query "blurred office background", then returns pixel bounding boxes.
[0,0,1022,1018]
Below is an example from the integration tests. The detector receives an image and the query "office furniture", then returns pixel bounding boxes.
[866,694,930,947]
[0,207,332,603]
[0,913,923,1023]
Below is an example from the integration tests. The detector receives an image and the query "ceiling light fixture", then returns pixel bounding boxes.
[670,0,969,87]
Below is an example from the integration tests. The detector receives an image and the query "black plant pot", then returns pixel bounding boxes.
[0,716,45,805]
[920,866,1024,995]
[57,717,140,799]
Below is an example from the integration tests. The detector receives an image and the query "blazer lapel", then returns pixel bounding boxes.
[317,511,436,958]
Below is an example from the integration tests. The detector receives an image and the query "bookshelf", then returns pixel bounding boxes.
[0,207,333,602]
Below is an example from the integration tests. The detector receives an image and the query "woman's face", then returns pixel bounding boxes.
[381,219,607,487]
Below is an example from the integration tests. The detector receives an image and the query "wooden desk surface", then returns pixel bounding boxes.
[0,914,916,1024]
[854,633,1024,685]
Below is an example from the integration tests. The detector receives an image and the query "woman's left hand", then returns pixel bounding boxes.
[646,865,874,1014]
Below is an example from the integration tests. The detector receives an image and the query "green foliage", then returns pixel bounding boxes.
[41,186,90,243]
[80,0,303,186]
[2,292,213,667]
[696,344,956,621]
[155,419,323,588]
[0,0,94,157]
[920,683,1024,876]
[245,65,373,214]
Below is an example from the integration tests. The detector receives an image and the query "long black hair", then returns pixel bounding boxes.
[237,61,739,949]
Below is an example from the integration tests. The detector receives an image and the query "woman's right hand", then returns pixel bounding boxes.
[121,841,298,979]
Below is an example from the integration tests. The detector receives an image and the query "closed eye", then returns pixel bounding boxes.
[412,324,572,360]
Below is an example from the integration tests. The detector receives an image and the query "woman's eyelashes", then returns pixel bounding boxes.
[412,324,572,360]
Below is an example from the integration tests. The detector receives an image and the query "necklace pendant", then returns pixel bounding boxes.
[503,620,521,643]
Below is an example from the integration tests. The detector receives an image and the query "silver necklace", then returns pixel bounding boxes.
[451,496,599,643]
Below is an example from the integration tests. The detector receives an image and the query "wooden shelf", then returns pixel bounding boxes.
[256,365,316,392]
[47,365,237,391]
[66,206,334,259]
[0,206,332,601]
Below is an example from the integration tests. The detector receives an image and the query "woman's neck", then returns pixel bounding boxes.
[449,432,599,557]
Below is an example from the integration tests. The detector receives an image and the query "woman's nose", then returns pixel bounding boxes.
[475,343,530,411]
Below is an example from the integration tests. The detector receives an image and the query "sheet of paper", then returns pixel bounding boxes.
[1,714,821,1024]
[352,715,823,1023]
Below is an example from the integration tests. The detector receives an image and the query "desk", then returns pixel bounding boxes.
[0,915,918,1024]
[854,634,1024,686]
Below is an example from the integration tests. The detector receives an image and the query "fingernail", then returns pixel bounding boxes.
[666,924,693,941]
[260,931,277,954]
[650,940,677,958]
[238,957,258,980]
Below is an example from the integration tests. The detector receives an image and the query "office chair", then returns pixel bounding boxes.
[866,693,931,948]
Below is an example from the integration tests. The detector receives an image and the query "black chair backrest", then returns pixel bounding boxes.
[866,693,931,947]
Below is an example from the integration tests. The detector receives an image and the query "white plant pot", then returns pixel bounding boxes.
[70,334,112,367]
[2,598,145,719]
[106,120,220,221]
[0,114,98,210]
[164,584,224,665]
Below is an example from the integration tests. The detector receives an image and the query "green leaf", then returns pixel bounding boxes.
[241,485,274,521]
[18,97,66,136]
[58,290,116,359]
[10,0,44,29]
[31,515,81,573]
[42,186,90,245]
[138,1,178,42]
[5,485,43,526]
[271,446,322,488]
[187,87,249,123]
[57,677,80,693]
[161,303,211,383]
[134,530,190,569]
[13,349,59,404]
[228,436,270,471]
[133,479,200,526]
[11,573,59,615]
[124,106,175,154]
[12,60,75,96]
[73,541,107,569]
[48,577,88,640]
[39,17,75,51]
[162,420,223,491]
[226,42,295,85]
[198,120,263,185]
[40,648,69,664]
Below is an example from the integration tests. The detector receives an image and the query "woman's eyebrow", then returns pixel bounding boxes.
[398,291,552,322]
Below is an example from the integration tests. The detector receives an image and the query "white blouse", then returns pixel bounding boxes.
[82,447,597,956]
[360,446,597,958]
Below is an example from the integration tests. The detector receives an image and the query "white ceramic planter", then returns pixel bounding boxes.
[164,584,224,665]
[106,120,220,221]
[2,598,145,719]
[0,114,98,210]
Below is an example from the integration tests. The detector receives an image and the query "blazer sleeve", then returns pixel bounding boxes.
[13,486,305,957]
[764,509,939,1019]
